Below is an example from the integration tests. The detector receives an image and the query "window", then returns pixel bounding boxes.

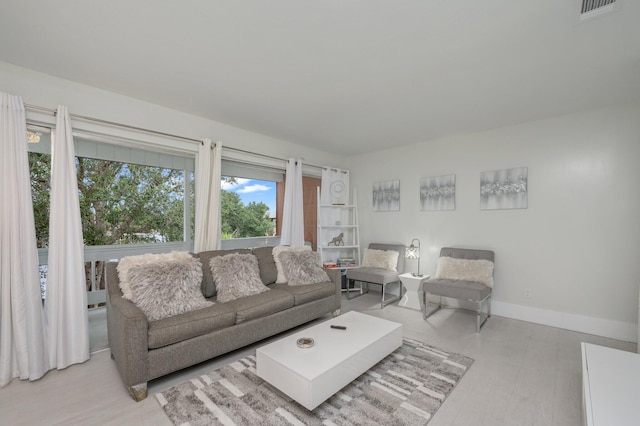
[28,127,195,303]
[220,177,276,239]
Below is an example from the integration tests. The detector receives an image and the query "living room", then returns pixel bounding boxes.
[1,1,640,425]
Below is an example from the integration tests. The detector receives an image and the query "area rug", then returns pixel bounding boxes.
[156,338,474,425]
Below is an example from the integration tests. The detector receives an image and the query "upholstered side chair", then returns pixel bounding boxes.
[346,243,406,309]
[422,247,495,332]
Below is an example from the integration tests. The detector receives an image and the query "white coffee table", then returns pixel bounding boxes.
[256,311,403,410]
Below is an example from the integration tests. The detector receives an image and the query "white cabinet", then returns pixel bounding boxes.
[581,342,640,426]
[317,187,360,267]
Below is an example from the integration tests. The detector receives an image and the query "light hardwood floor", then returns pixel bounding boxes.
[1,293,636,425]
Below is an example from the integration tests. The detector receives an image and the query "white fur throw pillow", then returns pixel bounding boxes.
[272,245,312,283]
[361,248,399,271]
[209,253,269,303]
[278,251,330,286]
[117,251,212,321]
[435,257,494,288]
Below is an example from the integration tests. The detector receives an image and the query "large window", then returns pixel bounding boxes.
[28,127,195,303]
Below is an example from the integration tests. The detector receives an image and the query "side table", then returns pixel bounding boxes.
[398,273,430,310]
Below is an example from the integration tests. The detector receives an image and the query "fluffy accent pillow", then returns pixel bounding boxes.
[272,245,312,283]
[361,248,399,271]
[117,251,213,321]
[278,251,330,286]
[209,253,269,303]
[435,257,494,288]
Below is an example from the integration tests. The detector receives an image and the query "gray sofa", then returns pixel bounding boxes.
[106,246,342,401]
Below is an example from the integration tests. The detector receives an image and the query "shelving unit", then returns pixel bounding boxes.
[316,187,360,268]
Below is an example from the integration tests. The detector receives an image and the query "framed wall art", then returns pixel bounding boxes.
[480,167,528,210]
[372,180,400,212]
[420,174,455,211]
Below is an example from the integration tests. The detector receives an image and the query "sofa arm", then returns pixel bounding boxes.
[324,268,343,312]
[105,262,149,393]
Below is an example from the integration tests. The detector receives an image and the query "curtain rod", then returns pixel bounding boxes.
[24,103,325,170]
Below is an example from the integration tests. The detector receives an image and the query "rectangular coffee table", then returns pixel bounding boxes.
[256,311,403,410]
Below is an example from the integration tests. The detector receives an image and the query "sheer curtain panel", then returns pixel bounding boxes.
[280,158,305,246]
[0,92,49,387]
[44,105,89,369]
[194,139,222,252]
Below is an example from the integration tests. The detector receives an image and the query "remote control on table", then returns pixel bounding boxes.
[330,325,347,330]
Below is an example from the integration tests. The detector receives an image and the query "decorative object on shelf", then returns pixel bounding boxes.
[405,239,422,277]
[296,337,315,348]
[337,257,356,267]
[372,179,400,212]
[420,174,455,211]
[328,232,344,246]
[480,167,528,210]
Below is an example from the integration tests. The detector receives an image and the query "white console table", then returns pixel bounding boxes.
[581,342,640,426]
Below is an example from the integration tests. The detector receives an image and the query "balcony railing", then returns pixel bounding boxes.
[37,236,282,306]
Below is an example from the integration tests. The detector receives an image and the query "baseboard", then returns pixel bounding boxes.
[491,300,638,343]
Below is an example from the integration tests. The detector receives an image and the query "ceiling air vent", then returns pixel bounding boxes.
[581,0,616,15]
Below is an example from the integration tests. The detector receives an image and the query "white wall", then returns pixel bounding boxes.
[347,102,640,342]
[0,61,344,171]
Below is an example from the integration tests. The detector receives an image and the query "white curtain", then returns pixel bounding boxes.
[280,158,305,246]
[44,105,89,369]
[194,139,222,252]
[0,92,49,387]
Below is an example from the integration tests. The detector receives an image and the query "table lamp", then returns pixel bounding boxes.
[405,239,422,277]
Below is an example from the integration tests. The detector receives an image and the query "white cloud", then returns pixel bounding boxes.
[221,178,250,190]
[237,184,271,194]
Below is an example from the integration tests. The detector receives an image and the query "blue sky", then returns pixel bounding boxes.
[221,178,276,213]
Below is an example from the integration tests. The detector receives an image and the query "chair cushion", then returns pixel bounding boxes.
[361,249,399,271]
[347,267,399,285]
[422,278,491,301]
[223,289,294,324]
[148,302,236,349]
[270,282,335,305]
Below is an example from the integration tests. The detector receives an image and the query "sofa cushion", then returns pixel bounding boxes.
[270,282,335,306]
[278,251,329,286]
[272,245,312,283]
[198,249,251,297]
[148,303,236,349]
[223,289,294,324]
[252,246,278,285]
[117,251,213,321]
[210,253,269,303]
[422,278,491,301]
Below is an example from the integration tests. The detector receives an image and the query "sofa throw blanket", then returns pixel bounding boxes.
[435,256,494,288]
[209,253,269,302]
[278,251,329,286]
[117,251,212,321]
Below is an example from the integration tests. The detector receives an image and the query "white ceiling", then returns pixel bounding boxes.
[1,1,639,155]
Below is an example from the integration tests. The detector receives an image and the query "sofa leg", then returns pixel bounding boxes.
[128,382,148,402]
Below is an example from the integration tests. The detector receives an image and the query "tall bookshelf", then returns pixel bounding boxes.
[317,187,360,267]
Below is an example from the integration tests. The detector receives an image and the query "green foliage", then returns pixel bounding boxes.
[29,155,274,247]
[30,154,186,247]
[220,189,273,238]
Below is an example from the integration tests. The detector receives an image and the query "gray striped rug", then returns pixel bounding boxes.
[156,338,473,425]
